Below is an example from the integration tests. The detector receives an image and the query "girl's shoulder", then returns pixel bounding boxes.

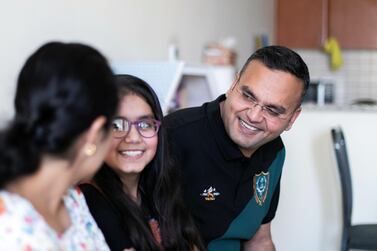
[79,183,103,198]
[78,183,110,211]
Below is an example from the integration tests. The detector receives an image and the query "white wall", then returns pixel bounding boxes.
[0,0,274,122]
[272,108,377,251]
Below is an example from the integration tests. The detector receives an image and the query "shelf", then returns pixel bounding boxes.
[112,61,235,114]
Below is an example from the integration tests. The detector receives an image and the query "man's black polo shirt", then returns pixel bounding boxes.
[164,95,285,251]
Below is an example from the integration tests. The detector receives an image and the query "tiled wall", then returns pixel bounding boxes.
[296,49,377,105]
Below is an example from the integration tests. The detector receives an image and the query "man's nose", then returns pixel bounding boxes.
[246,104,264,122]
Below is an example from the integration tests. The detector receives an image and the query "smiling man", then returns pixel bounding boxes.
[164,46,309,251]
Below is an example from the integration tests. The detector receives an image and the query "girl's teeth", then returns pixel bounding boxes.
[121,150,143,157]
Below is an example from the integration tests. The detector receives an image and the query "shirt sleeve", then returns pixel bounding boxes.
[80,184,133,251]
[262,176,281,224]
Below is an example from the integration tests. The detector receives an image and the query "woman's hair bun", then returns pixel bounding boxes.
[0,120,40,188]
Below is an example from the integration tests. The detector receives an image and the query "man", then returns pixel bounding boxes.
[164,46,309,251]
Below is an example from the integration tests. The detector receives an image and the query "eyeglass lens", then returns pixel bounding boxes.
[235,85,288,119]
[112,118,160,138]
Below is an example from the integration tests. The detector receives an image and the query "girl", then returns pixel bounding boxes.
[81,74,203,251]
[0,42,118,250]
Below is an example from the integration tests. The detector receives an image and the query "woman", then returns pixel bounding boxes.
[0,42,118,250]
[81,74,203,251]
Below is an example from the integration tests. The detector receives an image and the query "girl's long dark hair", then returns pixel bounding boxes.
[94,74,203,251]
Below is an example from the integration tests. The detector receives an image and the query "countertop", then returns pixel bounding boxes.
[302,103,377,112]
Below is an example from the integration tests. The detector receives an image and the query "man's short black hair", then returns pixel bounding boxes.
[239,45,310,103]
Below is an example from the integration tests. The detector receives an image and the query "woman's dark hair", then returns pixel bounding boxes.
[93,74,204,251]
[0,42,118,188]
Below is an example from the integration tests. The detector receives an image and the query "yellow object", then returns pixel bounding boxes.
[84,143,97,156]
[324,37,343,71]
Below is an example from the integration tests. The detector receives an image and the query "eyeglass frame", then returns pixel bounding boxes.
[111,117,161,139]
[232,82,299,121]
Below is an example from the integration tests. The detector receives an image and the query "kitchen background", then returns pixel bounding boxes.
[0,1,376,251]
[300,49,377,105]
[2,0,376,119]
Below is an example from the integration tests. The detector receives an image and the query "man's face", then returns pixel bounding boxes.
[220,60,303,157]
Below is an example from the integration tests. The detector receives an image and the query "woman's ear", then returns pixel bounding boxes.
[82,116,107,155]
[68,116,109,183]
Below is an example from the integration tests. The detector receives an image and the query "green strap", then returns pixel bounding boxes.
[208,148,285,251]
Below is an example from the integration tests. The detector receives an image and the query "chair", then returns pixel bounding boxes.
[331,127,377,251]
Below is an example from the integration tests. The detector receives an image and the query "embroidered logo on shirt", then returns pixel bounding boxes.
[253,171,269,206]
[200,186,220,201]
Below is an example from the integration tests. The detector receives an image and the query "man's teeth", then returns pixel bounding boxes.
[121,150,143,157]
[240,119,258,131]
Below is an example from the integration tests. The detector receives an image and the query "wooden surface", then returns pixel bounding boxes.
[329,0,377,49]
[276,0,326,48]
[276,0,377,49]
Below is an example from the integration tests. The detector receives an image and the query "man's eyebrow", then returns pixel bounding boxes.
[240,85,256,98]
[267,104,286,114]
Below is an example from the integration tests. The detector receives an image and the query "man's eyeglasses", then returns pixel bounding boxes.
[234,85,294,121]
[111,117,161,138]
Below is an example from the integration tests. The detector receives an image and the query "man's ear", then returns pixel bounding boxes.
[285,107,302,131]
[226,73,240,97]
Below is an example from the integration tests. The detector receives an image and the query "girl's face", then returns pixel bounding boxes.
[105,94,158,178]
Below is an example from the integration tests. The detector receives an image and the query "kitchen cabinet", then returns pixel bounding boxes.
[276,0,326,48]
[112,61,235,114]
[276,0,377,49]
[329,0,377,49]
